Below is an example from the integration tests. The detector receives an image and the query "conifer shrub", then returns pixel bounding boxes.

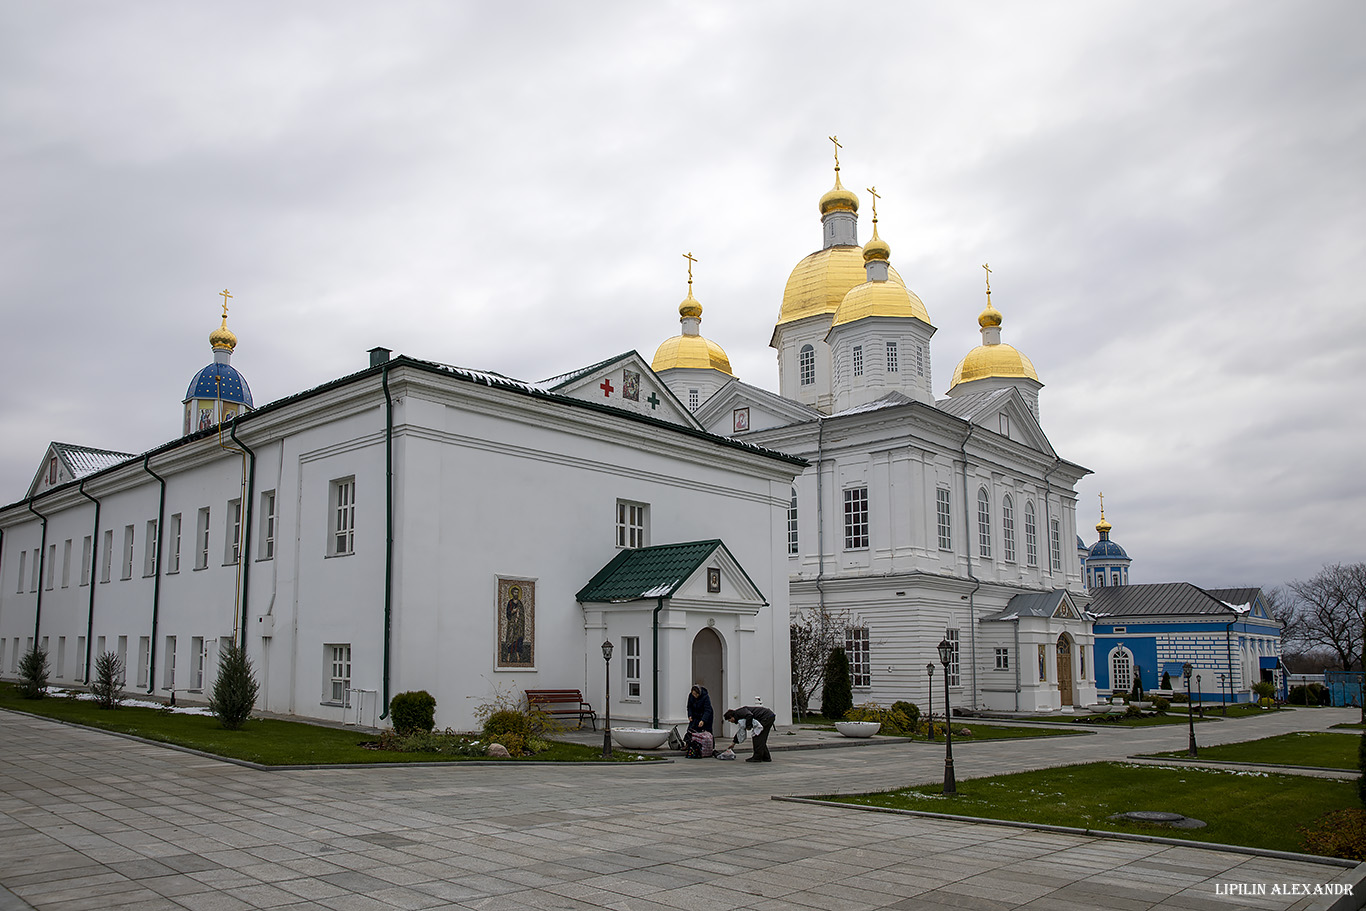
[1152,696,1171,713]
[1161,671,1172,689]
[17,645,50,699]
[208,643,260,730]
[843,702,916,735]
[389,690,437,735]
[91,651,125,709]
[891,700,921,732]
[821,647,853,720]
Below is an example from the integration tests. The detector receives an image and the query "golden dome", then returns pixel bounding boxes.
[950,343,1039,385]
[978,302,1002,328]
[1096,515,1112,535]
[777,246,905,325]
[209,315,237,351]
[678,292,702,319]
[830,279,932,329]
[862,226,891,264]
[651,335,733,374]
[819,170,859,216]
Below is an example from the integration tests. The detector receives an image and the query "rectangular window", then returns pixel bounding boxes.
[787,487,799,556]
[846,628,871,688]
[688,389,699,411]
[843,487,869,550]
[260,491,276,560]
[168,514,181,574]
[1002,499,1016,564]
[799,345,815,386]
[15,550,24,594]
[916,344,925,377]
[10,640,19,673]
[76,637,85,678]
[136,636,150,688]
[226,499,242,564]
[30,548,39,591]
[116,636,127,684]
[886,341,898,373]
[81,535,92,586]
[1,638,7,672]
[936,488,952,551]
[331,479,356,556]
[1025,507,1038,568]
[327,644,352,705]
[190,636,205,690]
[995,647,1010,671]
[623,636,641,698]
[946,629,961,686]
[852,345,864,377]
[144,520,158,576]
[1050,519,1062,572]
[977,492,992,559]
[121,526,134,580]
[56,637,66,678]
[163,636,176,690]
[196,508,211,570]
[616,500,648,549]
[44,544,55,590]
[61,539,72,588]
[101,531,113,582]
[96,636,106,664]
[999,413,1011,437]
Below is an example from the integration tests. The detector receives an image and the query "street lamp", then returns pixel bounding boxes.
[926,663,936,741]
[1183,662,1197,758]
[1196,674,1203,718]
[937,638,956,794]
[1218,673,1227,716]
[601,640,614,759]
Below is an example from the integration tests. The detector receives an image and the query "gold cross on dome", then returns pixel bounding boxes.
[1099,491,1105,519]
[683,251,698,292]
[866,185,880,220]
[829,135,842,169]
[219,288,232,318]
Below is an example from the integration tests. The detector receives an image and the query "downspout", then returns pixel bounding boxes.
[652,596,664,727]
[380,361,395,719]
[26,499,48,645]
[959,427,981,709]
[142,455,167,694]
[229,419,256,650]
[1013,620,1021,712]
[78,480,101,684]
[814,416,827,616]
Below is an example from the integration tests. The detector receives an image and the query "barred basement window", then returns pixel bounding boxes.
[799,345,815,386]
[1024,501,1038,567]
[936,488,952,551]
[976,488,992,559]
[852,345,864,377]
[1002,495,1016,563]
[846,628,871,687]
[886,341,898,372]
[843,487,869,550]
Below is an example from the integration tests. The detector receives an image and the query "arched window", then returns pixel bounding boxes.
[976,487,992,558]
[1024,501,1038,567]
[1002,495,1016,563]
[1110,648,1133,693]
[799,345,815,386]
[787,487,799,556]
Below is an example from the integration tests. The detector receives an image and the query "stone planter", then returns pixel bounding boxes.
[1131,701,1153,710]
[611,727,670,750]
[834,720,881,738]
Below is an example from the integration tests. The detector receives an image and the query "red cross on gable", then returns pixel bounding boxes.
[599,378,614,397]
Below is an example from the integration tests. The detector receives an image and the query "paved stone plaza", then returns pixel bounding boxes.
[0,706,1361,911]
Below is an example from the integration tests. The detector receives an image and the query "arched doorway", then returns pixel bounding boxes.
[1056,633,1074,706]
[691,628,724,705]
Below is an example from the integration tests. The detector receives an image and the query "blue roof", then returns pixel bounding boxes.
[185,363,253,407]
[1088,539,1129,560]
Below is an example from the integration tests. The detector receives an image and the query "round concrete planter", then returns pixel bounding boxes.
[611,727,670,749]
[834,720,882,738]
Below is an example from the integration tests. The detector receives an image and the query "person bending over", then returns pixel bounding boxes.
[723,705,776,763]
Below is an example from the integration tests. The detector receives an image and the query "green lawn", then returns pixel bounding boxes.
[793,722,1076,741]
[1332,722,1366,730]
[0,685,654,765]
[1165,703,1286,719]
[821,762,1355,855]
[1151,732,1359,769]
[1023,711,1210,727]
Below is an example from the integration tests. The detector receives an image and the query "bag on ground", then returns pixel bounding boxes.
[715,747,736,760]
[686,730,714,758]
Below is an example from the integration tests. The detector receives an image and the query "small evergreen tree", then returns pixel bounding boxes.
[390,690,437,735]
[1161,670,1172,690]
[821,647,853,720]
[91,651,125,709]
[17,645,50,699]
[1130,665,1144,701]
[208,643,260,730]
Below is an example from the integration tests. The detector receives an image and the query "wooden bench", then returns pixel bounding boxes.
[525,689,597,730]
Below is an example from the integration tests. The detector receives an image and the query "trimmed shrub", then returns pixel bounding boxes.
[1289,685,1310,706]
[390,690,437,735]
[1152,696,1171,713]
[17,646,50,699]
[1171,692,1188,703]
[891,700,921,732]
[821,647,853,720]
[843,702,916,736]
[1302,809,1366,861]
[207,643,260,730]
[1161,671,1172,690]
[91,651,125,709]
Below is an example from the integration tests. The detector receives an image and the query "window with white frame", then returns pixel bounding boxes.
[1050,518,1062,571]
[916,344,924,376]
[260,491,276,560]
[936,488,952,551]
[688,389,699,411]
[1002,495,1016,563]
[225,499,242,564]
[995,647,1010,670]
[101,531,113,582]
[56,637,66,678]
[1110,648,1133,693]
[976,488,992,559]
[163,636,176,690]
[1024,502,1038,567]
[121,526,134,580]
[623,636,641,698]
[852,345,864,377]
[61,539,72,588]
[30,548,39,591]
[799,344,815,386]
[190,637,206,690]
[331,479,356,556]
[886,341,898,372]
[167,514,181,573]
[946,629,961,686]
[195,508,210,570]
[15,550,24,593]
[81,535,92,586]
[616,500,648,548]
[843,487,869,550]
[326,644,351,705]
[787,487,799,556]
[136,636,150,687]
[45,544,55,590]
[143,520,158,576]
[75,636,85,678]
[846,627,871,688]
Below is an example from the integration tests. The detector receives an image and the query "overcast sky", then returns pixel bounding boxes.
[1,2,1361,592]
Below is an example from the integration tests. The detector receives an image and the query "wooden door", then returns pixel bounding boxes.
[1056,634,1074,706]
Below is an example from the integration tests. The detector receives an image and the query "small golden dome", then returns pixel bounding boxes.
[209,316,237,352]
[651,335,733,375]
[1096,515,1112,535]
[777,247,905,325]
[978,302,1003,328]
[950,344,1039,385]
[830,279,932,329]
[862,225,891,264]
[819,170,859,216]
[678,292,702,319]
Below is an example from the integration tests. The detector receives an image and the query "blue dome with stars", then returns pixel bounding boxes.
[185,362,253,407]
[1088,538,1129,561]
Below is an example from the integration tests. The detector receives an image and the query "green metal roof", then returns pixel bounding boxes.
[577,540,760,603]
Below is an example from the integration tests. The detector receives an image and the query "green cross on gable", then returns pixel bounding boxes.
[646,392,660,410]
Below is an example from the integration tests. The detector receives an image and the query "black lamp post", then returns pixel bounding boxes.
[937,638,956,794]
[1196,674,1203,718]
[601,640,614,759]
[926,663,936,741]
[1218,673,1227,716]
[1183,662,1197,758]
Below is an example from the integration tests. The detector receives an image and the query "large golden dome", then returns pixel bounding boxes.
[651,335,733,374]
[831,280,932,329]
[819,171,859,216]
[950,343,1038,385]
[777,247,905,325]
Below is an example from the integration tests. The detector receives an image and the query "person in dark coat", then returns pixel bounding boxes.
[686,685,713,734]
[724,705,776,762]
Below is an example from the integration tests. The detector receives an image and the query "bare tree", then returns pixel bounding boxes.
[790,605,859,718]
[1286,562,1366,671]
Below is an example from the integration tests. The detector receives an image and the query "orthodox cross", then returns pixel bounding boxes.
[829,134,841,169]
[219,288,232,318]
[866,185,880,221]
[981,263,992,302]
[1098,491,1105,520]
[646,392,661,410]
[599,378,614,398]
[683,251,697,295]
